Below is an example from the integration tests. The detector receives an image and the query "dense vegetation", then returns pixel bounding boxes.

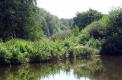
[0,0,43,40]
[0,0,68,40]
[0,0,122,64]
[73,9,103,30]
[101,8,122,55]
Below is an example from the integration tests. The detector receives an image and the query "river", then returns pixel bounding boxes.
[0,56,121,80]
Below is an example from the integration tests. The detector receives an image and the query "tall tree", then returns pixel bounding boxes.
[37,8,68,37]
[0,0,43,40]
[73,9,103,30]
[101,8,122,55]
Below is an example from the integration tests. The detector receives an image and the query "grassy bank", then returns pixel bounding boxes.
[0,38,99,64]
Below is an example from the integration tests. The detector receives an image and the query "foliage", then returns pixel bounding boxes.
[61,18,74,28]
[0,0,44,40]
[78,15,109,53]
[73,9,103,30]
[71,26,80,36]
[101,8,122,55]
[50,30,72,40]
[86,38,103,49]
[101,36,122,55]
[38,8,68,37]
[1,0,122,61]
[81,16,109,39]
[73,46,99,56]
[0,0,69,40]
[106,8,122,38]
[0,36,100,64]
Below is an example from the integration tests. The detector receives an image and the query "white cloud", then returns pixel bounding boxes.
[37,0,122,18]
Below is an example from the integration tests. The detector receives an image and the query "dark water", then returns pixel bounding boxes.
[0,56,122,80]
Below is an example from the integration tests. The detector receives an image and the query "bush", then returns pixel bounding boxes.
[79,33,90,45]
[86,38,103,49]
[0,47,11,64]
[50,30,71,40]
[73,46,99,56]
[81,16,109,39]
[0,37,99,64]
[78,16,109,48]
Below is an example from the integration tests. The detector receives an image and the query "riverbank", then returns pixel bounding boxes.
[0,39,99,64]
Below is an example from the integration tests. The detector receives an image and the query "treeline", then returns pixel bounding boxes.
[73,8,122,55]
[0,0,68,40]
[0,0,122,64]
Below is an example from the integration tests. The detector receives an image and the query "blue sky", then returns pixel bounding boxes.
[37,0,122,18]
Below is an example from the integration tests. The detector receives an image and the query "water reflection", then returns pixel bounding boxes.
[92,56,122,80]
[0,56,122,80]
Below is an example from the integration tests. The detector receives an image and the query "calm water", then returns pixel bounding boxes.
[0,56,122,80]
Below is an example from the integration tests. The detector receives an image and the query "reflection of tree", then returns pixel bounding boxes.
[1,57,121,80]
[0,58,102,80]
[0,63,66,80]
[91,56,122,80]
[73,57,103,79]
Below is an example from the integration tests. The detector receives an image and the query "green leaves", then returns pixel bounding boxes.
[0,0,43,40]
[73,9,103,30]
[98,8,122,55]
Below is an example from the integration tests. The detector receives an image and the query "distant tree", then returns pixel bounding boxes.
[61,18,74,28]
[38,8,68,37]
[73,9,103,30]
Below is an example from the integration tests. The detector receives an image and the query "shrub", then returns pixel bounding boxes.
[0,47,11,64]
[81,17,108,40]
[0,37,99,64]
[86,38,103,49]
[73,46,99,56]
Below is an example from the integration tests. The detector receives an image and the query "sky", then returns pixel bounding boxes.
[37,0,122,18]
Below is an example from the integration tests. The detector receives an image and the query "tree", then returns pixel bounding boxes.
[0,0,43,40]
[37,8,68,37]
[61,18,74,28]
[101,8,122,55]
[106,8,122,38]
[73,9,103,30]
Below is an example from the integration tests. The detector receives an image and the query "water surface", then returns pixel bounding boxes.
[0,56,121,80]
